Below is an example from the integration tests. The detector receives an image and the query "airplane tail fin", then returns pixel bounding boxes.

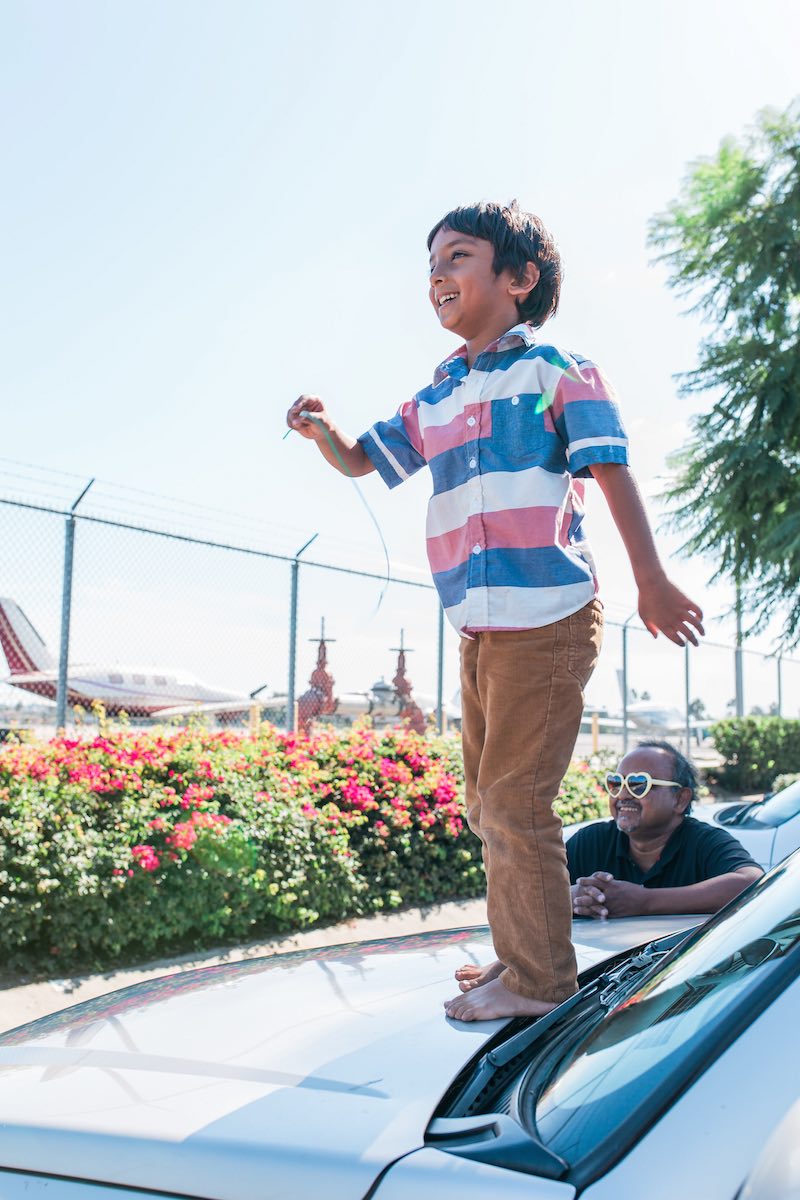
[0,598,56,674]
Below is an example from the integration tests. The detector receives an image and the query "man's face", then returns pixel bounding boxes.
[609,746,689,838]
[428,227,522,346]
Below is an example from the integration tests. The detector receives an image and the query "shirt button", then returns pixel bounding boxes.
[472,544,482,555]
[469,458,477,469]
[466,416,476,427]
[511,395,520,405]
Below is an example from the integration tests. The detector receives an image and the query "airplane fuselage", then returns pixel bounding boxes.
[3,667,246,716]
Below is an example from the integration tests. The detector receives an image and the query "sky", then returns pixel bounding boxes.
[1,0,799,714]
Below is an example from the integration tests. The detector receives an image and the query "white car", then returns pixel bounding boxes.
[1,855,798,1200]
[691,778,800,870]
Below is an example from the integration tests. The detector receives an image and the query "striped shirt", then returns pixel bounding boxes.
[358,323,629,634]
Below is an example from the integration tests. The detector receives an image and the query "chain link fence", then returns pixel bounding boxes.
[1,491,798,755]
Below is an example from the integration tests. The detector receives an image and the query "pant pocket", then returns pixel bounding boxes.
[567,602,604,689]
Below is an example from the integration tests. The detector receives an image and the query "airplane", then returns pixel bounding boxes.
[615,671,713,742]
[0,596,267,719]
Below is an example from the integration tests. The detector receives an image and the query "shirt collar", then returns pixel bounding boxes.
[433,322,537,385]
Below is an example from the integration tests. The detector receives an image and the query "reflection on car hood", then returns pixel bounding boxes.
[0,918,696,1200]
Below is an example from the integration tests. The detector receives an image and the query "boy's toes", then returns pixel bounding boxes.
[454,964,482,981]
[458,977,481,992]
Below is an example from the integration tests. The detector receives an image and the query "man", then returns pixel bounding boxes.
[569,740,763,918]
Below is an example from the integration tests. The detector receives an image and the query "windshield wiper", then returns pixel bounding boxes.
[598,943,673,1007]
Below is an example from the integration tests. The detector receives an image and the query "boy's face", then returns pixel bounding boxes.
[428,227,536,356]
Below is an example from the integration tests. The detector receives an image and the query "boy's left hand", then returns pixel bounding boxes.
[638,577,704,646]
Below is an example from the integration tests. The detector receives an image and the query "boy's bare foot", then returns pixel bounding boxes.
[454,959,505,992]
[444,977,558,1022]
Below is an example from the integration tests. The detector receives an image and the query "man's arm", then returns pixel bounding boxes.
[639,866,763,915]
[590,462,703,646]
[573,866,762,919]
[286,394,375,477]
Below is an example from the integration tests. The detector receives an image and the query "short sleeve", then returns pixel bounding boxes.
[695,825,762,878]
[358,399,427,489]
[551,356,629,478]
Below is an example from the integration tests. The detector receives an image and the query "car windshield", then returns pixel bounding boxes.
[529,851,800,1164]
[741,779,800,827]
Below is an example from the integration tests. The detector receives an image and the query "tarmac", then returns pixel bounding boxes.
[0,896,489,1033]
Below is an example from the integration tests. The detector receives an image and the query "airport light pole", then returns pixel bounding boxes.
[56,479,95,732]
[286,533,318,733]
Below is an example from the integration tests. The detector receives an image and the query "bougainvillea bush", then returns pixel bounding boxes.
[0,722,607,975]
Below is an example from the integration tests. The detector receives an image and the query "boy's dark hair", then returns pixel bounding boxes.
[636,739,698,814]
[427,199,562,328]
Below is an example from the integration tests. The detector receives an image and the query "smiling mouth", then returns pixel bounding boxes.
[438,292,458,308]
[616,802,641,815]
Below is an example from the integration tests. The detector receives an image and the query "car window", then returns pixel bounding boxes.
[746,781,800,828]
[529,852,800,1164]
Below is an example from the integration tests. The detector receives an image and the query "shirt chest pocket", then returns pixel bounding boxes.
[492,392,547,463]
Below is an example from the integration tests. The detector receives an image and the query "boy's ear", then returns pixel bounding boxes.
[508,261,540,301]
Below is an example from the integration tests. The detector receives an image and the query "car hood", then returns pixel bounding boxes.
[0,918,696,1200]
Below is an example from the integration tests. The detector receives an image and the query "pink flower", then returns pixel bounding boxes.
[433,777,458,803]
[341,777,378,811]
[131,844,160,872]
[167,823,197,850]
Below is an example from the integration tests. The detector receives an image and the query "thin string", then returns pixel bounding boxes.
[284,411,391,614]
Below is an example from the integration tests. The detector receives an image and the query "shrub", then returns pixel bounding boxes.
[0,731,362,973]
[555,759,609,826]
[0,724,470,973]
[709,717,800,793]
[0,723,608,977]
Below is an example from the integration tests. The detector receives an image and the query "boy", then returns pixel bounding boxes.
[286,200,703,1022]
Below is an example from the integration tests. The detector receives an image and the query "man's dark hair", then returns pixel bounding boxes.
[427,199,562,328]
[637,739,698,814]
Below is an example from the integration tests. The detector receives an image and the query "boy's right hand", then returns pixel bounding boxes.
[286,394,332,441]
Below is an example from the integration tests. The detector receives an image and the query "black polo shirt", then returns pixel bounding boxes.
[566,816,759,888]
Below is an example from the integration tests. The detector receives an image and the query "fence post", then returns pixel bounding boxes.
[621,611,637,754]
[436,602,445,734]
[286,533,318,733]
[55,480,94,732]
[776,654,783,717]
[734,582,744,717]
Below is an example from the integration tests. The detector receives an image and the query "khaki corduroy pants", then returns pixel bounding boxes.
[459,599,604,1003]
